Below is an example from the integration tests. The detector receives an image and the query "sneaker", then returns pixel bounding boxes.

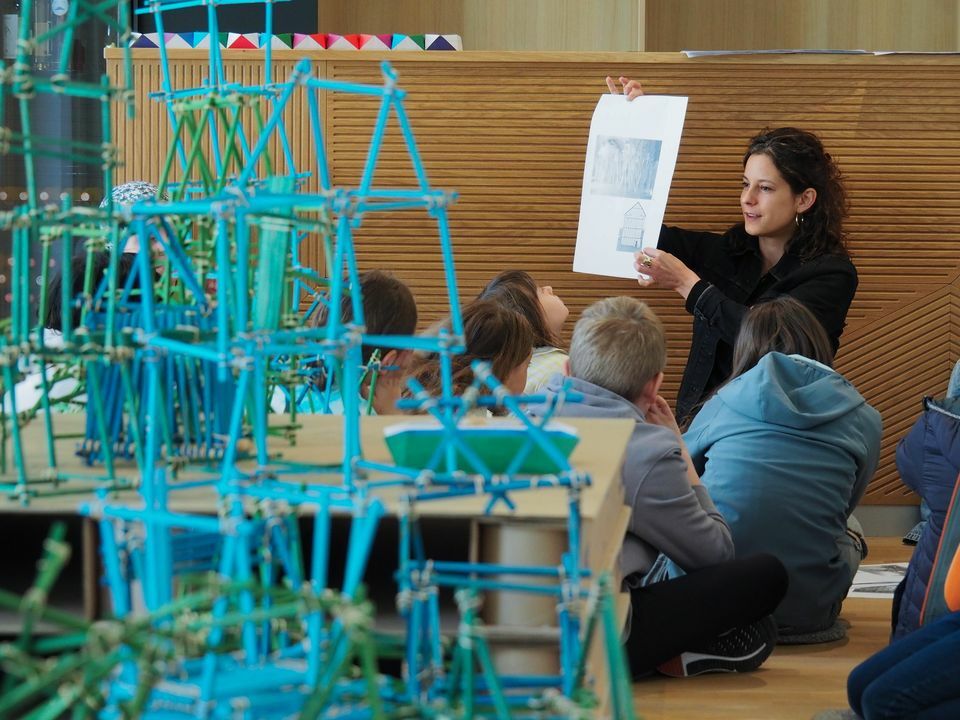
[902,520,924,546]
[656,615,778,677]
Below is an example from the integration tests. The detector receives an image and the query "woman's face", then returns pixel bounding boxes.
[537,285,569,336]
[504,352,532,395]
[741,153,808,244]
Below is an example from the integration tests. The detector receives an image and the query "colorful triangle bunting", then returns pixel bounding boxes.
[426,34,458,51]
[131,33,160,49]
[260,33,292,49]
[227,32,259,50]
[326,33,361,50]
[360,34,391,51]
[293,33,328,49]
[164,33,192,49]
[391,34,422,51]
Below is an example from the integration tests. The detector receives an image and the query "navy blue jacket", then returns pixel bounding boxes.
[893,397,960,639]
[658,225,858,423]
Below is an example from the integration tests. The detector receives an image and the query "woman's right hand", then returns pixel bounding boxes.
[633,247,701,301]
[605,76,644,101]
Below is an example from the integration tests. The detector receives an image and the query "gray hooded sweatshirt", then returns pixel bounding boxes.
[530,375,734,585]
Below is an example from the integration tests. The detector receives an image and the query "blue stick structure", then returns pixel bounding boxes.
[0,0,636,715]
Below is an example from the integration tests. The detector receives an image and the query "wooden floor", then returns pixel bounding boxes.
[632,538,912,720]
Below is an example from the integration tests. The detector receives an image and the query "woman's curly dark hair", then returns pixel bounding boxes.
[744,127,850,260]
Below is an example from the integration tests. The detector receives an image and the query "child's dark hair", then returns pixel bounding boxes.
[413,299,533,402]
[478,270,559,348]
[312,270,418,363]
[729,295,835,380]
[45,251,137,331]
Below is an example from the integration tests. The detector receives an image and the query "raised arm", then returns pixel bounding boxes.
[605,75,645,100]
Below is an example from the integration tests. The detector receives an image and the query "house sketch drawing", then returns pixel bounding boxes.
[617,202,647,252]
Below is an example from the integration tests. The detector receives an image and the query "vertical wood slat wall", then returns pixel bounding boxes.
[107,50,960,505]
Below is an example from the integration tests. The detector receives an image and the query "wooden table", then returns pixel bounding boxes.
[5,413,634,707]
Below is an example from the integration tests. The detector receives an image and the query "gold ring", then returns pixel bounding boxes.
[641,256,653,268]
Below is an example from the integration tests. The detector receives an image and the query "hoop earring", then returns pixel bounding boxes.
[795,213,803,228]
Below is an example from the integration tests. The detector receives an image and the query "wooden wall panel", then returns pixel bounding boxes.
[646,0,960,52]
[106,51,960,504]
[460,1,640,51]
[319,1,466,38]
[318,0,642,51]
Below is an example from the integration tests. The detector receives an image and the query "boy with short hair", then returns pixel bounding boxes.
[532,296,788,677]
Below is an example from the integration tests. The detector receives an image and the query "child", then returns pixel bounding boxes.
[478,270,568,393]
[4,251,135,416]
[283,269,418,415]
[45,251,137,333]
[847,544,960,718]
[890,357,960,640]
[411,299,533,413]
[682,296,881,637]
[99,180,171,255]
[530,296,787,677]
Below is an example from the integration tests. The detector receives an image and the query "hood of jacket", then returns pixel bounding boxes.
[715,352,866,430]
[531,374,645,423]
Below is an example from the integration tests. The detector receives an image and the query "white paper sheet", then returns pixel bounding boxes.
[846,562,908,599]
[573,94,688,280]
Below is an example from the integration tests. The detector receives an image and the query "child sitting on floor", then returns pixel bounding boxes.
[477,270,569,394]
[530,296,787,677]
[278,270,418,415]
[847,543,960,719]
[4,251,136,416]
[890,357,960,640]
[680,295,881,639]
[410,299,533,415]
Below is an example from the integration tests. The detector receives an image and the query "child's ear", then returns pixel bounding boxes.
[381,349,398,365]
[398,349,415,368]
[382,349,411,370]
[638,371,664,408]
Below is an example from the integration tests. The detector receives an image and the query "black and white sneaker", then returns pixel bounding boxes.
[902,520,924,547]
[656,615,778,677]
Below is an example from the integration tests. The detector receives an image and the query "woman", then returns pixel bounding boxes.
[478,270,569,393]
[607,77,858,423]
[680,297,881,635]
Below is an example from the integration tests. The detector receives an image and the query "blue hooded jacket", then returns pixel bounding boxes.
[682,352,882,631]
[893,396,960,639]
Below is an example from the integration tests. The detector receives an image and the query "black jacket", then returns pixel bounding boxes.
[658,224,858,423]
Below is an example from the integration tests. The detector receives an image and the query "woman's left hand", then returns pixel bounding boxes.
[634,247,701,300]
